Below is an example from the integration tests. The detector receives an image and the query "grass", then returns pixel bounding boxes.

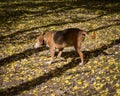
[0,0,120,96]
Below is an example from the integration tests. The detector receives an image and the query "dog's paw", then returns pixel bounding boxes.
[46,61,52,64]
[79,62,83,66]
[59,57,65,61]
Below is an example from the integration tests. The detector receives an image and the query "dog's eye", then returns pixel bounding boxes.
[42,40,45,45]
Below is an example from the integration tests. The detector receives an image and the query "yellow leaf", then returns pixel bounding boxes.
[115,52,118,54]
[51,93,56,96]
[77,80,82,85]
[72,68,76,72]
[92,69,95,73]
[11,63,15,71]
[66,75,72,79]
[117,89,120,94]
[21,71,25,75]
[96,76,101,80]
[115,83,119,87]
[94,60,98,64]
[28,76,33,80]
[65,80,69,83]
[4,77,9,82]
[73,86,78,90]
[41,86,48,91]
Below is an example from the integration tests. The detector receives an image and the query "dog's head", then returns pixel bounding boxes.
[34,35,45,48]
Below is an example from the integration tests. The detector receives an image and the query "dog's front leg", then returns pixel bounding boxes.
[47,48,55,64]
[57,48,64,60]
[57,48,64,59]
[57,48,63,57]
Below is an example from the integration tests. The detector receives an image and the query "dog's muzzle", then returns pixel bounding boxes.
[34,43,40,48]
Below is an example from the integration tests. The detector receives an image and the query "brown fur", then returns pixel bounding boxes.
[34,28,92,65]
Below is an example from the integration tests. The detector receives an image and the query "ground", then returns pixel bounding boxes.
[0,0,120,96]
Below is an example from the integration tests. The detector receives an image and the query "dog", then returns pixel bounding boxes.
[34,28,95,65]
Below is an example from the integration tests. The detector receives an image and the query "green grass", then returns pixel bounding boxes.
[0,0,120,96]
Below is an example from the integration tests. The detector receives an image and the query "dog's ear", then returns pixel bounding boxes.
[38,35,44,45]
[82,31,96,39]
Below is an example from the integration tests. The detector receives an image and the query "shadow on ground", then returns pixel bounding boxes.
[0,37,119,96]
[0,0,120,40]
[0,0,120,95]
[0,22,120,45]
[0,47,48,66]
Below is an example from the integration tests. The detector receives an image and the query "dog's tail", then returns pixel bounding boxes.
[82,31,96,39]
[82,31,87,36]
[81,31,87,41]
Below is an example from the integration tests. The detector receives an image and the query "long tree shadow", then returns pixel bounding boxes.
[0,17,119,42]
[0,38,119,96]
[0,2,69,24]
[0,20,120,66]
[0,0,120,40]
[0,47,48,67]
[88,22,120,32]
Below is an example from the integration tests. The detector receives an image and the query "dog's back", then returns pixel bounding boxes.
[53,28,86,46]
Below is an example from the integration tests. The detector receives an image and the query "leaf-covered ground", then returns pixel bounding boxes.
[0,0,120,96]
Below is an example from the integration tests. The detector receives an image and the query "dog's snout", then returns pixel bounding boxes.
[34,43,39,48]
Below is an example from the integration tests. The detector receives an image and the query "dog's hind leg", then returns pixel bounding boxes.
[74,36,84,65]
[74,46,84,65]
[78,51,84,65]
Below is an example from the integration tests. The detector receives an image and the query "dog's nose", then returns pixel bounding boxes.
[34,43,39,48]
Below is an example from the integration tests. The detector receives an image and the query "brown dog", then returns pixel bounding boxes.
[34,28,89,65]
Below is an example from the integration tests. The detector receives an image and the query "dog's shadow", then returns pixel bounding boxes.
[57,50,90,64]
[57,46,114,64]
